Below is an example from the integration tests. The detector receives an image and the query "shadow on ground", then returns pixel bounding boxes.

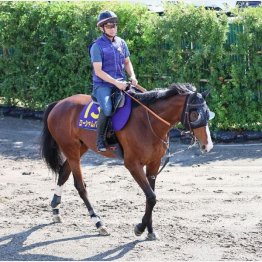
[0,116,261,166]
[0,223,143,261]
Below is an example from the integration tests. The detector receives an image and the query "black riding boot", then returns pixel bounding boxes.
[96,111,109,152]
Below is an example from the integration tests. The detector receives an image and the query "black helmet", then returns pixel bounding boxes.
[97,10,118,27]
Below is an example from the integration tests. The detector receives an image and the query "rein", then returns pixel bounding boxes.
[123,89,171,174]
[146,110,169,146]
[145,108,170,175]
[156,130,198,174]
[123,88,199,175]
[123,90,171,127]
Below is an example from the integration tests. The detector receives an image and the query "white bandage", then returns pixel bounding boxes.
[55,185,63,196]
[91,216,101,224]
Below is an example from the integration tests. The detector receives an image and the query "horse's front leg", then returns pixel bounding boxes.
[145,175,158,240]
[144,161,161,240]
[125,161,157,240]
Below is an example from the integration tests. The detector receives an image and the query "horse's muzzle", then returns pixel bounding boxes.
[201,143,213,153]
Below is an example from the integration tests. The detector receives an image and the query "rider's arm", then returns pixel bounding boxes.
[124,57,146,92]
[122,41,137,86]
[124,57,137,83]
[122,41,146,92]
[90,43,126,91]
[92,62,126,90]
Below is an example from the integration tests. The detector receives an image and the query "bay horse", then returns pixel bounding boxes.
[40,83,214,240]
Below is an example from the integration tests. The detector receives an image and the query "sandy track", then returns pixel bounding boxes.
[0,116,262,260]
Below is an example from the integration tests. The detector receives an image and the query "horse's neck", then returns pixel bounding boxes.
[151,95,186,130]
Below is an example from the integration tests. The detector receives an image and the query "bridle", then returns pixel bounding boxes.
[181,92,210,133]
[146,110,169,147]
[145,92,210,142]
[126,88,212,174]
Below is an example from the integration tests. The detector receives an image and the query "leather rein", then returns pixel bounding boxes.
[123,88,197,174]
[123,90,171,127]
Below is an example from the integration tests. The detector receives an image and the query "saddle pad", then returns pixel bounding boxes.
[78,95,131,131]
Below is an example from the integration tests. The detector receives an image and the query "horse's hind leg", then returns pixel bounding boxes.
[70,160,109,236]
[72,176,109,236]
[51,160,71,223]
[63,144,109,236]
[50,145,87,223]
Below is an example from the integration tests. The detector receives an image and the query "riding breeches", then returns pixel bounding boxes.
[93,86,113,117]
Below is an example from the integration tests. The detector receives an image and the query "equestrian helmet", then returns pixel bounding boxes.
[97,10,118,27]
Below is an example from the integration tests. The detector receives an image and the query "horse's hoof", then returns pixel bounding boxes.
[98,226,110,236]
[146,231,159,241]
[53,215,62,223]
[134,224,143,236]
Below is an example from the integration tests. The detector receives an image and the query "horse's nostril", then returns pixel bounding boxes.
[201,145,206,150]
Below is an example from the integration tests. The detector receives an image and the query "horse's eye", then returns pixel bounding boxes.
[189,111,199,122]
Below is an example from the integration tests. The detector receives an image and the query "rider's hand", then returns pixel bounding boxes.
[115,80,127,91]
[130,76,138,86]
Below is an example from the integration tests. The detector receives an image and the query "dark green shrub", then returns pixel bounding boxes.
[0,2,261,130]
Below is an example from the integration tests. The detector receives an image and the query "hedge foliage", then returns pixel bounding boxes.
[0,1,261,130]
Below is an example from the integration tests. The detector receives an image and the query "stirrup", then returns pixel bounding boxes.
[97,146,106,152]
[97,140,107,152]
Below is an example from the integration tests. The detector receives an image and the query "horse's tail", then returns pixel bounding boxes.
[41,101,63,175]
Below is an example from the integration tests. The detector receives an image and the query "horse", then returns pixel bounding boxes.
[40,83,214,240]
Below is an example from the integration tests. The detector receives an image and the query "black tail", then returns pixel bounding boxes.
[40,102,63,174]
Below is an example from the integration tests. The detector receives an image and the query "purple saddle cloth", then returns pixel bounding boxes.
[78,95,131,131]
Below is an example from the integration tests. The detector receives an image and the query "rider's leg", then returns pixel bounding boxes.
[93,87,113,152]
[96,111,110,151]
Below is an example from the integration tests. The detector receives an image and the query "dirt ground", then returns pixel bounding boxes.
[0,116,262,261]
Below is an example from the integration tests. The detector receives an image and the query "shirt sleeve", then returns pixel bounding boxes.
[122,40,130,58]
[90,43,102,63]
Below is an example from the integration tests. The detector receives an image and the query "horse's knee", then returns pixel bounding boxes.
[147,195,157,207]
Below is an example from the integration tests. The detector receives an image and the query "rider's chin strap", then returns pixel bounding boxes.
[102,31,116,41]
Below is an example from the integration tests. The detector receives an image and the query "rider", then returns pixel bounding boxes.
[89,10,138,152]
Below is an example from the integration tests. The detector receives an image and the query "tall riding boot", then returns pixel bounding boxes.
[96,111,109,152]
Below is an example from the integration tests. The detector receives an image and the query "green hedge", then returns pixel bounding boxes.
[0,1,261,131]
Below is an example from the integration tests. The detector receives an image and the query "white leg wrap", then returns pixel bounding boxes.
[91,216,101,224]
[55,185,63,196]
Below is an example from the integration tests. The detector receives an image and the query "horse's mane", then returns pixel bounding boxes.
[130,83,196,106]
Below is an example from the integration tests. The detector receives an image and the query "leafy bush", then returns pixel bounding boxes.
[0,2,261,130]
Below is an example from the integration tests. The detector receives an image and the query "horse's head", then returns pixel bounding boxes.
[182,91,214,153]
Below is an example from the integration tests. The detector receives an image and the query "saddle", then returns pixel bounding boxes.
[78,89,134,158]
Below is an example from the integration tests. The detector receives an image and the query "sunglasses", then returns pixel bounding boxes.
[104,23,117,29]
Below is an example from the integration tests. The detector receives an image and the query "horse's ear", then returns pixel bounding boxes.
[201,90,210,99]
